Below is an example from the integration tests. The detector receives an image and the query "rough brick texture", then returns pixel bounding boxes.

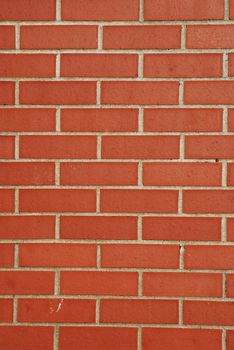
[0,1,233,350]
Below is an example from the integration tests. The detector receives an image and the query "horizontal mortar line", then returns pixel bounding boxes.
[1,132,233,136]
[0,213,232,217]
[0,160,231,163]
[0,104,232,108]
[0,186,233,190]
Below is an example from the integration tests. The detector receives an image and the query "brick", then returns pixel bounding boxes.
[0,162,55,185]
[143,217,221,241]
[145,0,224,20]
[19,189,96,213]
[60,271,138,296]
[101,244,179,268]
[101,81,179,105]
[183,190,234,213]
[142,328,222,350]
[143,272,222,297]
[228,109,234,131]
[227,274,234,297]
[185,136,234,159]
[0,136,15,159]
[21,25,98,49]
[103,26,181,49]
[184,301,234,326]
[20,136,97,159]
[100,190,178,213]
[60,216,137,240]
[102,136,180,159]
[60,162,138,186]
[0,108,56,132]
[0,26,15,49]
[227,219,234,241]
[228,163,234,186]
[0,190,14,213]
[144,54,222,78]
[0,216,55,240]
[0,326,53,350]
[0,271,54,295]
[19,243,97,267]
[143,162,221,186]
[60,108,138,132]
[59,327,138,350]
[184,81,234,105]
[18,298,96,323]
[185,245,234,270]
[0,244,14,267]
[0,54,55,77]
[227,331,234,350]
[228,53,234,76]
[144,108,223,132]
[61,54,138,77]
[231,0,234,18]
[187,25,234,48]
[0,299,13,322]
[20,81,96,105]
[100,299,178,324]
[62,0,139,20]
[0,82,15,105]
[0,0,56,20]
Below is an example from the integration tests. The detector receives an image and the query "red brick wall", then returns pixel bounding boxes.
[0,1,234,349]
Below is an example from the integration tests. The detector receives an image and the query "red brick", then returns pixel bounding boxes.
[101,244,179,268]
[143,217,221,241]
[19,243,97,267]
[227,331,234,350]
[144,108,223,132]
[0,26,15,49]
[102,136,180,159]
[228,163,234,186]
[228,109,234,131]
[60,271,138,296]
[59,327,138,350]
[231,0,234,18]
[145,0,224,20]
[183,190,234,214]
[21,25,98,49]
[143,162,221,186]
[60,216,137,240]
[0,216,55,240]
[0,108,56,132]
[61,108,138,132]
[187,25,234,49]
[19,189,96,213]
[0,0,56,20]
[0,54,55,77]
[184,301,234,326]
[0,82,15,105]
[0,190,14,213]
[62,0,139,20]
[103,26,181,49]
[0,326,53,350]
[100,190,178,213]
[143,272,222,297]
[20,136,97,159]
[60,162,138,186]
[184,81,234,105]
[185,245,234,270]
[144,54,222,78]
[185,136,234,159]
[0,299,13,322]
[100,299,178,324]
[18,298,96,323]
[228,53,234,76]
[61,54,138,77]
[20,81,96,105]
[227,219,234,241]
[0,244,14,267]
[0,162,55,185]
[142,328,222,350]
[0,136,15,159]
[0,271,54,295]
[101,81,179,105]
[226,274,234,297]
